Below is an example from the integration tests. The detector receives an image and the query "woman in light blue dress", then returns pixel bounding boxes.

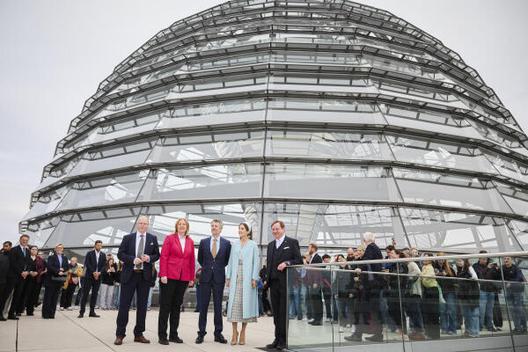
[226,223,259,345]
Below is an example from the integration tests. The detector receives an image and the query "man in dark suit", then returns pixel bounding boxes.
[42,244,69,319]
[7,235,30,319]
[78,240,106,318]
[115,216,160,346]
[306,243,323,325]
[0,241,11,321]
[266,220,302,351]
[195,219,231,344]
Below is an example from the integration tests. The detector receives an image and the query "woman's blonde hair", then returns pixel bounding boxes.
[175,218,190,236]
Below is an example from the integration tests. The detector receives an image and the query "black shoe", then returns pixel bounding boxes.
[26,313,34,316]
[266,340,278,349]
[7,315,18,320]
[158,339,169,345]
[77,313,84,318]
[195,335,204,344]
[344,334,362,342]
[276,343,287,351]
[309,320,322,326]
[89,313,100,318]
[0,316,6,321]
[365,334,383,342]
[169,336,183,343]
[214,334,228,344]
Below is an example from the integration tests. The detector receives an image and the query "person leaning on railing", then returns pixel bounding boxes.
[421,253,440,340]
[434,252,457,336]
[502,256,527,333]
[455,258,480,338]
[405,251,426,341]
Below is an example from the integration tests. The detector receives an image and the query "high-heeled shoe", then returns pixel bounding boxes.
[238,330,246,345]
[231,330,238,345]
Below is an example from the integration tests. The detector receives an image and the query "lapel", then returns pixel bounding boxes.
[205,237,212,260]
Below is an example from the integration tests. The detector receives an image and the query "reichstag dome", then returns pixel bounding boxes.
[20,0,528,256]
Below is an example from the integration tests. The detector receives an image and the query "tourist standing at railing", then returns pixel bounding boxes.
[502,256,527,333]
[405,251,426,341]
[158,218,195,345]
[472,250,501,333]
[226,223,259,345]
[42,244,69,319]
[305,243,323,326]
[347,246,365,331]
[345,232,384,342]
[385,248,408,337]
[421,253,440,339]
[60,257,83,310]
[321,254,334,323]
[434,252,457,335]
[265,220,302,351]
[99,257,118,310]
[455,258,480,338]
[333,254,350,331]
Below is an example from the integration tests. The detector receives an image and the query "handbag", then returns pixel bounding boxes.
[51,275,67,282]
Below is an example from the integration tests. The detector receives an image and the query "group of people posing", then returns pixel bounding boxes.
[0,217,302,351]
[1,221,525,349]
[291,232,527,343]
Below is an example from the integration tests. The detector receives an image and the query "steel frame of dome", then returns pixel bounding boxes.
[19,0,528,255]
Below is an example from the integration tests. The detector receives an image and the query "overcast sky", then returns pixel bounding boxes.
[0,0,527,244]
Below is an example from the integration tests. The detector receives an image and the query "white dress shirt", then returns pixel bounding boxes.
[275,234,286,249]
[95,250,101,272]
[178,234,186,252]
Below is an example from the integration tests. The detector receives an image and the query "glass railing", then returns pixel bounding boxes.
[286,251,528,352]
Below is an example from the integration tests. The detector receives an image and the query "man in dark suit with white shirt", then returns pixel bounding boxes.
[266,220,302,351]
[114,216,160,346]
[195,219,231,344]
[7,235,30,319]
[78,240,106,318]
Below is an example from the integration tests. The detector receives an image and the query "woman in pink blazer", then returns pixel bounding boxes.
[158,218,195,345]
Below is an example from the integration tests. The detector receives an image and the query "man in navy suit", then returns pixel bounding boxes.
[195,219,231,344]
[114,216,160,346]
[78,240,106,318]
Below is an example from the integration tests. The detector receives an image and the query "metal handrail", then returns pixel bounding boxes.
[290,250,528,268]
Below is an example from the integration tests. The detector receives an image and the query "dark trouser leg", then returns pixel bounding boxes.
[24,278,36,314]
[49,283,61,318]
[89,280,101,313]
[212,282,225,337]
[133,275,150,337]
[79,279,93,314]
[270,279,287,345]
[422,287,440,339]
[198,281,212,336]
[170,280,187,338]
[116,275,137,337]
[310,286,323,322]
[158,279,175,340]
[42,285,51,318]
[15,279,29,314]
[8,278,23,316]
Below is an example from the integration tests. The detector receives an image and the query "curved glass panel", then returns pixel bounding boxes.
[264,163,401,202]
